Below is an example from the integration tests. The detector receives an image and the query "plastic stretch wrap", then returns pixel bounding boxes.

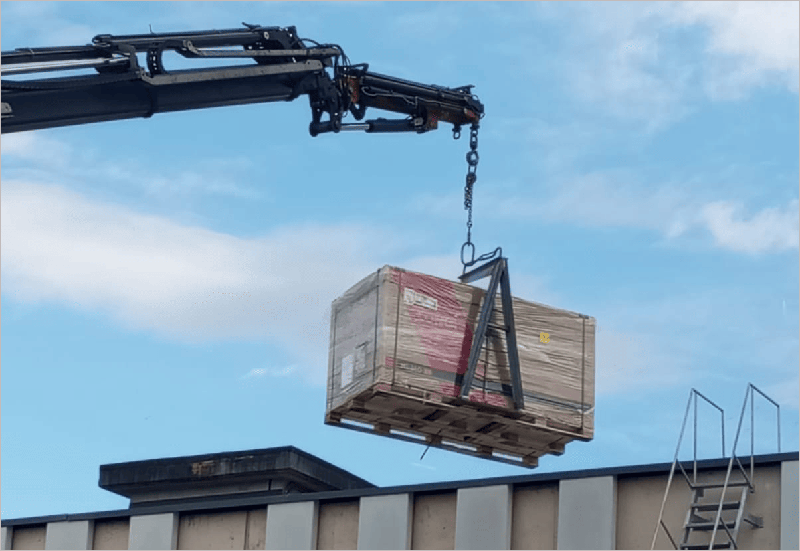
[326,265,596,438]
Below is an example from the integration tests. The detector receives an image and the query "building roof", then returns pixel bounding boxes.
[99,446,375,506]
[2,450,797,527]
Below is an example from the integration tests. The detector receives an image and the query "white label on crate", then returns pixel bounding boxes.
[403,287,438,311]
[355,344,366,373]
[341,354,354,388]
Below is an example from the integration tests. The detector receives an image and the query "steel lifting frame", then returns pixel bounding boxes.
[458,256,525,410]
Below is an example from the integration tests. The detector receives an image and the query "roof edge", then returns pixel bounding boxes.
[4,451,796,527]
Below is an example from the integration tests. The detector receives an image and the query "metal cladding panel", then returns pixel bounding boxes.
[92,520,130,551]
[781,460,799,550]
[177,511,248,550]
[411,493,457,550]
[5,526,45,550]
[44,521,93,550]
[317,501,359,550]
[557,476,616,550]
[128,513,178,550]
[356,494,412,550]
[454,485,512,550]
[265,502,318,550]
[510,484,559,550]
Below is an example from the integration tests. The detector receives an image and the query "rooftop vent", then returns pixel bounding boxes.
[99,446,374,508]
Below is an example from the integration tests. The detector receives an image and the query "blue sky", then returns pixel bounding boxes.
[1,1,798,520]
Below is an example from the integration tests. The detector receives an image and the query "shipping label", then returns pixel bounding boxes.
[341,354,354,388]
[396,360,430,375]
[403,287,438,311]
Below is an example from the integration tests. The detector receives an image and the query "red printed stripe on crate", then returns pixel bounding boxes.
[391,269,473,376]
[468,389,510,408]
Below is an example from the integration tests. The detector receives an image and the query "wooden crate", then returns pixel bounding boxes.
[326,265,595,466]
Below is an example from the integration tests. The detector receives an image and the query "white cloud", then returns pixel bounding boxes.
[0,133,72,166]
[535,1,798,130]
[536,173,695,232]
[3,180,565,386]
[412,168,799,255]
[536,2,698,131]
[594,329,690,396]
[591,286,799,400]
[0,180,388,383]
[241,366,297,380]
[666,1,800,98]
[701,199,800,254]
[468,172,798,255]
[0,2,93,47]
[1,132,263,200]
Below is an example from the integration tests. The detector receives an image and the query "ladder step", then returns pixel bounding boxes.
[692,501,741,512]
[680,544,732,550]
[486,323,509,332]
[685,520,737,530]
[691,481,750,489]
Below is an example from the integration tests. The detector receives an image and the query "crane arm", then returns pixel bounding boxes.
[0,24,484,135]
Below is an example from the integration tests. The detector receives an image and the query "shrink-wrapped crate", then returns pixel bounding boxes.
[325,265,595,466]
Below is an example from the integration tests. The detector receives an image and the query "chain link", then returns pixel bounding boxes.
[461,122,480,267]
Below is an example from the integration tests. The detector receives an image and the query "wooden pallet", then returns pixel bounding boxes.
[325,383,589,468]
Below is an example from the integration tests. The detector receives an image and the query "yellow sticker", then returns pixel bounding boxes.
[539,332,550,344]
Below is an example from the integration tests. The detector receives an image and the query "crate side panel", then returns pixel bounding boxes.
[327,270,382,413]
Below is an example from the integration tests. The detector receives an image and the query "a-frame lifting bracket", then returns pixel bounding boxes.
[458,256,524,410]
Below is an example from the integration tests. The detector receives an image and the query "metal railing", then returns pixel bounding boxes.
[708,383,780,547]
[650,389,725,550]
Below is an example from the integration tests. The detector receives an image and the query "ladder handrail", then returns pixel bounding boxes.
[709,383,780,548]
[650,389,725,550]
[692,390,726,484]
[651,391,692,550]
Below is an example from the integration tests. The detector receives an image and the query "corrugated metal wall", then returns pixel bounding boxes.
[2,460,796,550]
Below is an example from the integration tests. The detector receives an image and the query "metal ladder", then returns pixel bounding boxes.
[679,478,758,549]
[651,384,780,550]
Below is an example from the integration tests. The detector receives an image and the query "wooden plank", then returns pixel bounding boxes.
[326,409,554,467]
[327,388,580,463]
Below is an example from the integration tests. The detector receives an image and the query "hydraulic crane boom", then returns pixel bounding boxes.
[0,23,484,135]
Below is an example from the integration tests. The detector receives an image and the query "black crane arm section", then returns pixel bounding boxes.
[0,24,484,135]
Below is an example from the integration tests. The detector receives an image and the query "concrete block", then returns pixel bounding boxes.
[781,460,799,550]
[1,527,12,551]
[266,501,318,550]
[45,520,94,550]
[357,493,412,550]
[129,513,178,550]
[557,476,616,550]
[454,485,512,550]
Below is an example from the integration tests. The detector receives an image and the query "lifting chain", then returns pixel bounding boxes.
[460,122,480,269]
